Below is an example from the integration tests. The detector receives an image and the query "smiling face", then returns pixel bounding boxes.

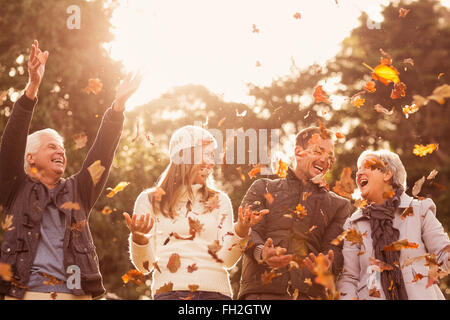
[26,134,66,179]
[193,142,216,185]
[294,134,335,181]
[356,155,393,204]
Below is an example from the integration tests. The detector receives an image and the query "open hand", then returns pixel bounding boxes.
[113,72,143,112]
[234,204,269,237]
[261,238,293,269]
[26,40,49,99]
[123,212,154,245]
[304,250,334,273]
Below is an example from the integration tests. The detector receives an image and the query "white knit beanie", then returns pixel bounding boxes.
[169,125,218,164]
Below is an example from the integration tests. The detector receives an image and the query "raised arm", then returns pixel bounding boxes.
[0,41,48,205]
[76,72,142,210]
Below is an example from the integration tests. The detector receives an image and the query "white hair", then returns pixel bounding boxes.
[357,149,407,189]
[24,128,64,172]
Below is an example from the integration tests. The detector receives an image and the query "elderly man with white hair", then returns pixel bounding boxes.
[0,40,141,300]
[337,149,450,300]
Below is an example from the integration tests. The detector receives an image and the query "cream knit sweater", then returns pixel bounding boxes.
[128,184,247,298]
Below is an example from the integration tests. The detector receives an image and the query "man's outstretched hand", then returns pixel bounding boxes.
[26,40,49,100]
[112,72,143,112]
[261,238,293,269]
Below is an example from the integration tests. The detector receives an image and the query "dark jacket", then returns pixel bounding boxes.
[0,94,124,299]
[238,168,353,299]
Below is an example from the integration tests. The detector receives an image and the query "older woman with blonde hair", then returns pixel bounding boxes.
[123,125,268,300]
[337,149,450,300]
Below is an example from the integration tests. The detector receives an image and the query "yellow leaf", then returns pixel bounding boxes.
[87,160,105,186]
[412,144,438,157]
[106,181,130,198]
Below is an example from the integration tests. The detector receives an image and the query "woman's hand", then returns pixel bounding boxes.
[123,212,154,245]
[234,204,269,237]
[112,72,143,112]
[26,40,49,99]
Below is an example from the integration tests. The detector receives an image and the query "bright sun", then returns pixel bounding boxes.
[109,0,396,110]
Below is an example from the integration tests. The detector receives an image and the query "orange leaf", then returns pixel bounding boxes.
[400,207,414,220]
[313,85,331,104]
[106,181,130,198]
[155,282,173,295]
[252,24,259,33]
[399,8,410,18]
[382,184,395,200]
[167,253,181,273]
[207,240,224,263]
[371,63,400,86]
[332,167,355,200]
[369,256,394,272]
[390,81,407,99]
[121,269,144,285]
[187,263,198,273]
[69,220,86,232]
[364,81,376,93]
[83,78,103,95]
[293,12,301,20]
[261,269,282,285]
[248,166,262,179]
[87,160,105,186]
[383,239,419,251]
[101,206,113,215]
[264,193,274,204]
[411,273,424,283]
[73,132,88,150]
[0,263,12,281]
[335,132,345,139]
[413,144,438,157]
[351,96,365,108]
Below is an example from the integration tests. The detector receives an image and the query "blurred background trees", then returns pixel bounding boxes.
[0,0,448,299]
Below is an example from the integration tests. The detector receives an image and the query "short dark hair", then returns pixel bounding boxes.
[295,127,333,149]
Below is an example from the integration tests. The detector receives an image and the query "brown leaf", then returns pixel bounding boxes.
[188,284,199,292]
[101,206,113,215]
[42,272,64,286]
[50,292,58,300]
[73,132,88,150]
[369,288,381,298]
[400,207,414,220]
[60,202,80,211]
[369,256,394,272]
[0,263,12,281]
[155,282,173,295]
[143,261,150,273]
[153,262,161,273]
[261,269,282,285]
[205,195,220,212]
[332,167,355,200]
[207,240,224,263]
[383,239,419,251]
[187,263,198,273]
[83,78,103,95]
[167,253,181,273]
[264,193,274,204]
[69,220,86,232]
[87,160,105,186]
[412,176,425,197]
[106,181,130,198]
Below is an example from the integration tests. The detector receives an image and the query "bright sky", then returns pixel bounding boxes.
[108,0,448,110]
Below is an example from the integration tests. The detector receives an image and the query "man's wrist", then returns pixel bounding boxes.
[25,83,39,100]
[254,244,264,262]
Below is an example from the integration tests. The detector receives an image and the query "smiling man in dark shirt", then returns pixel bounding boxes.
[0,40,142,300]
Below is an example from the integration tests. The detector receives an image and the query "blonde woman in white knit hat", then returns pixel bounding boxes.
[123,125,268,300]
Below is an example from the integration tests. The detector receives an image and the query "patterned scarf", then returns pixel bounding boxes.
[361,186,408,300]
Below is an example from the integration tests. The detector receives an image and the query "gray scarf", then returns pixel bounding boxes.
[361,187,408,300]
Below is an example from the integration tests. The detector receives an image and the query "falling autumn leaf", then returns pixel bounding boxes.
[217,117,226,127]
[403,58,414,66]
[264,193,274,205]
[307,225,318,234]
[335,132,345,139]
[410,273,424,283]
[427,84,450,104]
[332,167,355,200]
[207,240,224,263]
[313,85,331,104]
[236,109,247,118]
[106,181,130,198]
[261,269,282,285]
[302,192,312,201]
[70,220,86,233]
[121,269,144,285]
[236,167,246,182]
[304,278,313,286]
[101,206,113,215]
[400,206,414,220]
[426,169,438,180]
[87,160,105,186]
[187,263,198,273]
[399,8,410,18]
[272,158,289,178]
[167,253,181,273]
[248,165,262,179]
[331,228,367,248]
[412,176,425,197]
[73,132,88,150]
[42,272,64,286]
[383,239,419,251]
[402,104,420,118]
[153,262,161,273]
[382,184,395,199]
[374,104,394,115]
[155,282,173,295]
[369,256,394,272]
[293,12,301,20]
[292,203,307,220]
[413,144,438,157]
[437,73,444,79]
[0,263,12,281]
[369,288,381,298]
[364,81,376,93]
[188,284,199,292]
[152,186,166,202]
[390,81,407,99]
[313,254,336,298]
[363,61,400,86]
[351,96,365,108]
[205,195,220,212]
[354,198,368,209]
[83,78,103,95]
[363,157,386,170]
[60,202,80,211]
